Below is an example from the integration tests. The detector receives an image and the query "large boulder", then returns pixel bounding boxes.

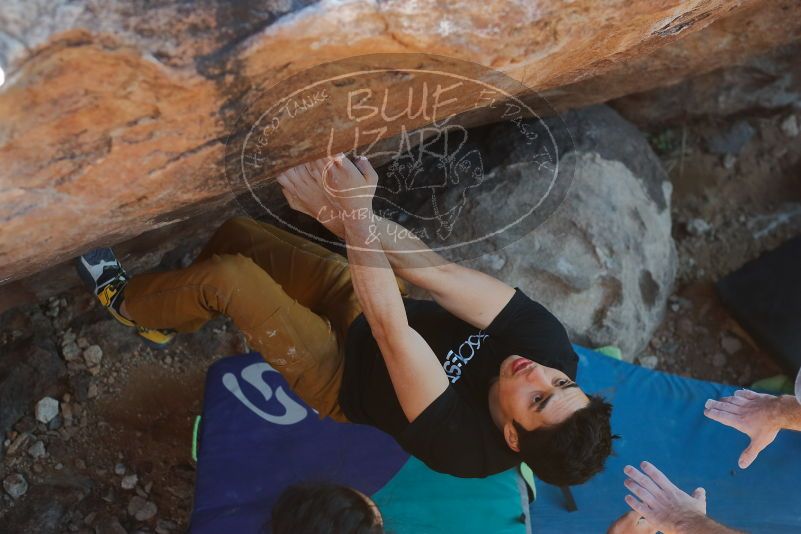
[457,106,676,358]
[0,0,799,288]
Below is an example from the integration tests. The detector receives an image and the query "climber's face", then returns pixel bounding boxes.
[496,355,589,434]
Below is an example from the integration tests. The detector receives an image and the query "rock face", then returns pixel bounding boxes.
[0,0,800,287]
[461,106,676,358]
[0,202,239,313]
[611,42,801,126]
[542,1,801,110]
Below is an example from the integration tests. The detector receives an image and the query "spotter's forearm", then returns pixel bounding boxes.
[778,395,801,432]
[676,516,744,534]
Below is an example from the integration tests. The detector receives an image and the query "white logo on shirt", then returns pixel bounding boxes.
[442,332,489,383]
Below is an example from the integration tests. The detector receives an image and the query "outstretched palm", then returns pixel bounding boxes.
[704,389,782,469]
[623,462,707,534]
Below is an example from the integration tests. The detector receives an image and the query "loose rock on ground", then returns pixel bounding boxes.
[3,473,28,499]
[35,397,59,424]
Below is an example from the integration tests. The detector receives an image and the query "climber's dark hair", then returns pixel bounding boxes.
[514,394,617,486]
[269,483,383,534]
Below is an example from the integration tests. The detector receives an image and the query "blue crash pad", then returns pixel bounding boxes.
[531,346,801,534]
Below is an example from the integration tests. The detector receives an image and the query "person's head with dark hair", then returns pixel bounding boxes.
[514,395,615,485]
[270,483,384,534]
[489,356,615,486]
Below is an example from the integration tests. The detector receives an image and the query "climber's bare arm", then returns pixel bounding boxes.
[278,155,515,330]
[316,155,448,422]
[338,212,515,330]
[345,219,449,422]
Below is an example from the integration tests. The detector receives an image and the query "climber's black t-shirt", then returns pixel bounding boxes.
[338,288,578,478]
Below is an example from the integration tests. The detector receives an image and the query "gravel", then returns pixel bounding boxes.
[35,397,60,424]
[3,473,28,499]
[6,433,32,456]
[121,474,138,490]
[27,440,47,459]
[780,115,799,138]
[721,335,743,355]
[83,345,103,367]
[687,218,711,236]
[723,153,737,169]
[62,342,82,362]
[638,355,660,370]
[128,495,158,521]
[94,516,127,534]
[156,519,177,534]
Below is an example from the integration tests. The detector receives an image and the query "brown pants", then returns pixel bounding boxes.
[124,216,405,422]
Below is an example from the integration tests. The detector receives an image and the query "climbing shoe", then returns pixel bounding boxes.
[75,248,175,349]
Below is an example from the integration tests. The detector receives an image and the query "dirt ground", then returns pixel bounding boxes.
[639,109,801,384]
[1,105,800,531]
[0,292,247,531]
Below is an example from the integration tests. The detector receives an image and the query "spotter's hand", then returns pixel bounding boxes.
[704,389,782,469]
[623,462,706,534]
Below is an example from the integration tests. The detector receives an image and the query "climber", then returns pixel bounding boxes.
[75,153,614,484]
